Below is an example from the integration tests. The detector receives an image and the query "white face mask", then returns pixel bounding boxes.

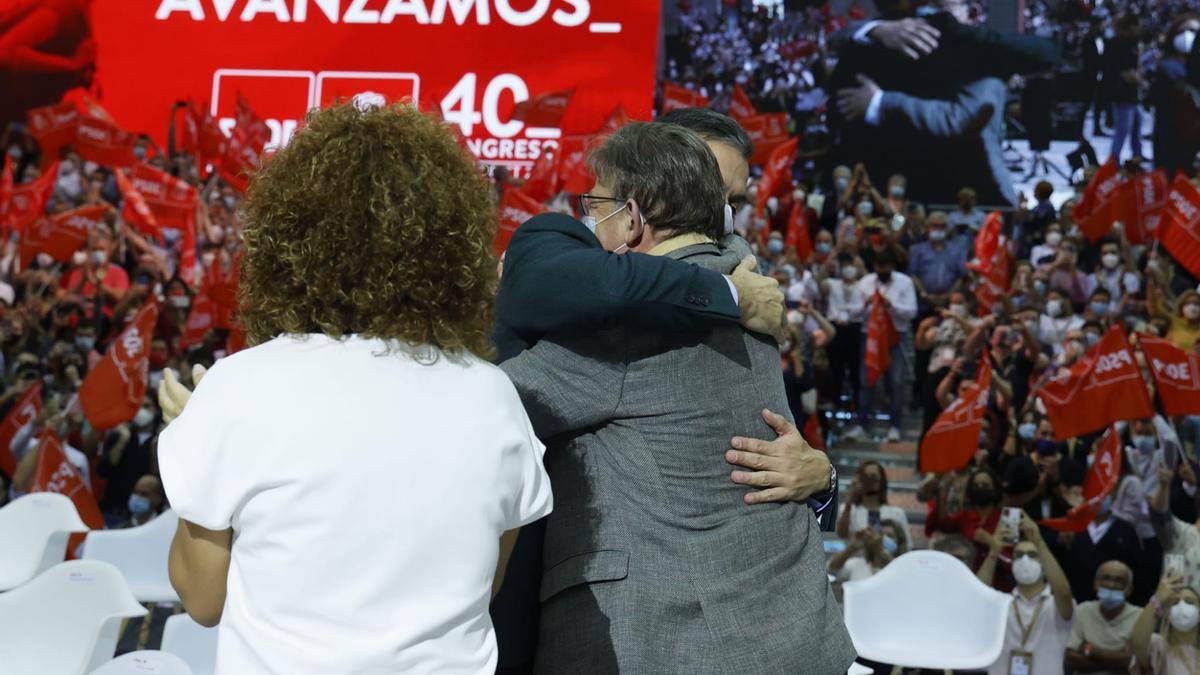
[1046,231,1063,246]
[841,265,858,281]
[1046,299,1063,318]
[1176,30,1196,55]
[1012,556,1044,586]
[723,203,734,235]
[1101,253,1120,269]
[582,203,627,237]
[1171,601,1200,632]
[133,408,154,429]
[1186,304,1200,320]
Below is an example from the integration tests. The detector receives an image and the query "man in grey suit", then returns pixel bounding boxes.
[499,123,855,673]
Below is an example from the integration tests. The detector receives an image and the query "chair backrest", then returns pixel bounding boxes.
[88,650,195,675]
[0,492,90,591]
[161,614,218,675]
[0,560,148,675]
[843,550,1013,670]
[82,510,180,603]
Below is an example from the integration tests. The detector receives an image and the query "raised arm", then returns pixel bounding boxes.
[1021,511,1073,620]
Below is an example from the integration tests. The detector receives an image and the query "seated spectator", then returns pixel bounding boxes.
[836,460,913,550]
[828,520,903,582]
[946,187,985,235]
[1131,573,1200,674]
[1064,561,1139,674]
[116,475,166,529]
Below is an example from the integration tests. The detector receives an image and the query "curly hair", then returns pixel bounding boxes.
[238,103,497,360]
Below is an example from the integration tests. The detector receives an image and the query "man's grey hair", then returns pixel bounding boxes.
[589,122,726,240]
[658,107,754,160]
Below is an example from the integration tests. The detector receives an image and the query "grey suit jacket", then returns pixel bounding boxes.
[500,240,855,674]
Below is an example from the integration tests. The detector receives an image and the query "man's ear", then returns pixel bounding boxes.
[626,200,647,247]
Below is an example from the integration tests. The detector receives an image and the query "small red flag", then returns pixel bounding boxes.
[0,383,41,477]
[662,81,709,114]
[26,102,79,165]
[755,136,799,218]
[785,201,813,259]
[115,169,160,239]
[29,431,105,558]
[20,204,106,268]
[1159,175,1200,278]
[598,105,634,135]
[74,115,138,169]
[129,162,199,233]
[730,85,757,120]
[79,303,158,431]
[190,101,229,167]
[218,128,259,194]
[512,89,574,129]
[4,160,59,236]
[235,93,272,155]
[920,356,992,473]
[179,294,218,352]
[1074,157,1122,242]
[1138,333,1200,416]
[522,147,561,203]
[1038,325,1154,440]
[741,113,791,166]
[865,290,898,388]
[1041,427,1122,532]
[966,212,1010,314]
[496,187,549,256]
[556,135,599,195]
[1116,169,1169,245]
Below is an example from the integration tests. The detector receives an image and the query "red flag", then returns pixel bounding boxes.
[204,251,241,330]
[966,212,1010,313]
[29,431,105,534]
[20,205,106,268]
[0,155,11,238]
[79,303,158,431]
[74,115,138,169]
[0,383,41,477]
[1038,325,1154,440]
[730,85,757,120]
[803,414,826,452]
[1116,170,1169,245]
[755,137,799,218]
[1041,427,1122,532]
[26,102,79,164]
[920,355,992,473]
[218,128,259,194]
[1159,175,1200,277]
[179,294,217,352]
[114,169,160,239]
[177,103,199,155]
[1074,157,1122,242]
[235,93,271,155]
[496,187,549,256]
[556,135,598,195]
[598,105,634,134]
[190,102,229,166]
[865,290,899,388]
[130,163,199,232]
[512,89,574,129]
[785,201,813,259]
[4,161,59,236]
[62,89,116,125]
[1138,333,1200,416]
[741,113,791,166]
[662,81,709,114]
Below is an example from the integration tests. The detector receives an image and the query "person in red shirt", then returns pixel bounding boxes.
[63,233,128,317]
[929,467,1004,575]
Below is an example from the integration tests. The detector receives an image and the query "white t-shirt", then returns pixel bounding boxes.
[159,335,553,674]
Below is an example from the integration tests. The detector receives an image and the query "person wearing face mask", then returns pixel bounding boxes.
[1103,13,1146,162]
[63,234,130,318]
[821,251,867,411]
[1155,290,1200,352]
[96,396,160,523]
[1038,288,1084,358]
[811,230,835,265]
[1115,418,1172,539]
[836,460,912,550]
[1131,574,1200,674]
[1084,289,1114,324]
[946,186,985,232]
[985,512,1075,675]
[884,174,908,216]
[1151,14,1200,178]
[1066,563,1139,674]
[828,519,904,582]
[116,474,165,529]
[1030,224,1064,273]
[1086,240,1140,306]
[928,468,1003,572]
[906,211,967,314]
[1060,473,1146,604]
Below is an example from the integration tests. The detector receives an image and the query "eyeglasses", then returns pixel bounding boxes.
[577,194,625,219]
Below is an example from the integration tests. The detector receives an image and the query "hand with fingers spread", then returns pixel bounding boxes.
[726,408,832,505]
[869,18,942,60]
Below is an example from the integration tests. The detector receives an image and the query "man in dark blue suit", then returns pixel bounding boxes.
[491,110,839,673]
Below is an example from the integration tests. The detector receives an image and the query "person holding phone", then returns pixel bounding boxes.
[1131,572,1200,673]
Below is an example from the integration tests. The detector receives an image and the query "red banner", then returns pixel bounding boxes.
[86,3,659,177]
[0,383,41,478]
[755,137,799,218]
[730,85,756,121]
[235,93,271,155]
[496,187,549,256]
[1138,333,1200,416]
[662,81,709,113]
[129,163,199,233]
[115,169,160,239]
[1159,175,1200,278]
[555,134,599,195]
[74,115,138,169]
[1074,157,1121,242]
[1041,426,1122,532]
[4,161,60,237]
[1117,169,1168,245]
[522,145,561,203]
[1038,325,1154,440]
[179,294,218,352]
[865,290,898,388]
[512,89,574,129]
[218,128,260,194]
[741,113,790,166]
[79,303,157,431]
[21,205,107,268]
[920,355,992,473]
[30,431,105,533]
[967,212,1009,313]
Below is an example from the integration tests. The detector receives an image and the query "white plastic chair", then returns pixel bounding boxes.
[161,614,218,675]
[842,550,1012,670]
[88,650,195,675]
[0,492,90,590]
[0,560,148,674]
[83,510,180,603]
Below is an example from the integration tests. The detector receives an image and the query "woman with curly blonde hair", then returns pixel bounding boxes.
[157,102,552,674]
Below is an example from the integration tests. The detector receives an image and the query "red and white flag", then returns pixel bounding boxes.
[966,212,1010,313]
[522,147,561,203]
[1138,333,1200,416]
[496,187,549,256]
[1116,169,1169,245]
[1040,426,1122,532]
[865,290,899,388]
[1074,157,1121,241]
[597,105,634,135]
[30,431,105,536]
[555,135,599,195]
[741,113,790,166]
[4,160,59,236]
[179,294,218,352]
[79,303,158,431]
[115,169,160,239]
[20,204,106,268]
[130,162,199,233]
[235,93,272,155]
[1159,175,1200,277]
[729,85,757,120]
[218,128,259,194]
[1038,325,1154,440]
[662,81,709,114]
[0,382,41,477]
[512,89,573,129]
[755,136,799,218]
[26,102,79,165]
[785,200,813,259]
[74,115,138,169]
[920,355,992,473]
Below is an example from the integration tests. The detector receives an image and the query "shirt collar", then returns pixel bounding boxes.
[647,232,715,257]
[1012,582,1053,602]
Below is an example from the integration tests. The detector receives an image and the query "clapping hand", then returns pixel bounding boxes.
[159,365,206,425]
